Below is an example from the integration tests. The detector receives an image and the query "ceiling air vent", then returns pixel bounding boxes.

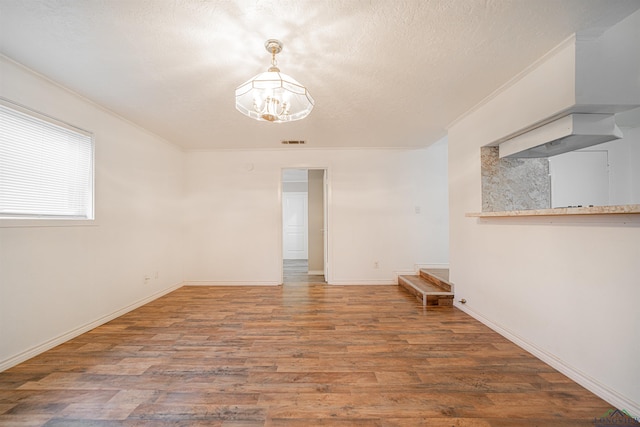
[281,140,306,145]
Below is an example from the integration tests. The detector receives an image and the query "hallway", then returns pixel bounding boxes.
[282,259,325,284]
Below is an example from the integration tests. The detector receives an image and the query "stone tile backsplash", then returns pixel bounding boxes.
[481,146,550,212]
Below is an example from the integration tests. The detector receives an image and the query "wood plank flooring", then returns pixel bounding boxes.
[0,282,622,426]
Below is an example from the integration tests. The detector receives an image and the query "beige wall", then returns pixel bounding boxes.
[307,170,324,274]
[183,144,449,285]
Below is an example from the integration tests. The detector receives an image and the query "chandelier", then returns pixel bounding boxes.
[235,39,314,123]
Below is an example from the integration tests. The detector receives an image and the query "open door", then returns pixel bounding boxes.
[323,170,329,281]
[307,170,325,277]
[281,168,328,284]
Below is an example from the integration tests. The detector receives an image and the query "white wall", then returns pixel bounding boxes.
[476,36,576,144]
[632,127,640,203]
[599,133,636,205]
[183,139,449,285]
[448,26,640,415]
[577,9,640,108]
[549,126,640,207]
[0,56,185,369]
[308,169,325,274]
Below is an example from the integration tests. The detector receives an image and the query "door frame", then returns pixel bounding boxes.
[279,167,331,284]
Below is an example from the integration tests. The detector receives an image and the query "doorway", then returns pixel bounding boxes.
[282,168,327,284]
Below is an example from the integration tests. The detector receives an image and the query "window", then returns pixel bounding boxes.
[0,98,94,220]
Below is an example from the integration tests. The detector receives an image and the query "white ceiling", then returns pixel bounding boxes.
[1,0,639,150]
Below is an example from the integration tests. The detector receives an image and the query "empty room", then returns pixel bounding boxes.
[1,1,639,425]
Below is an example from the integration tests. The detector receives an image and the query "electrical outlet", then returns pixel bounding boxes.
[374,261,379,269]
[144,275,151,284]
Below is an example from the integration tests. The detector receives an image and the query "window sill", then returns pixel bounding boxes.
[0,218,98,228]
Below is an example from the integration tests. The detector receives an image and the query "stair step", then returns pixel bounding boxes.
[419,268,453,293]
[398,275,454,307]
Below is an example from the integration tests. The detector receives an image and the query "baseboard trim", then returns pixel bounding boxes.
[414,263,449,272]
[0,283,183,373]
[394,271,415,281]
[183,281,281,286]
[328,280,396,286]
[455,302,640,418]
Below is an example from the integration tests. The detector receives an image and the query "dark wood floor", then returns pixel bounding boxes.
[0,280,620,426]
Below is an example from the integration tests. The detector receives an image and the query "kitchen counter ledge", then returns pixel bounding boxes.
[466,204,640,218]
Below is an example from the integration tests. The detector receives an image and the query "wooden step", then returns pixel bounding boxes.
[398,274,454,308]
[419,268,453,293]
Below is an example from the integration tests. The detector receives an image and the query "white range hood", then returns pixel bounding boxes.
[498,113,623,158]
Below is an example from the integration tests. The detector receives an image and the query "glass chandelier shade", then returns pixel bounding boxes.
[235,39,314,123]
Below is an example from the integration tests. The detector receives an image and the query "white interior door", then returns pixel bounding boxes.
[282,192,308,259]
[550,150,610,208]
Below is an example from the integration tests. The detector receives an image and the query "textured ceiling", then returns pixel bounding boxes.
[1,0,639,150]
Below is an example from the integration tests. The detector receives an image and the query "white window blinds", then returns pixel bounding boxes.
[0,99,94,219]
